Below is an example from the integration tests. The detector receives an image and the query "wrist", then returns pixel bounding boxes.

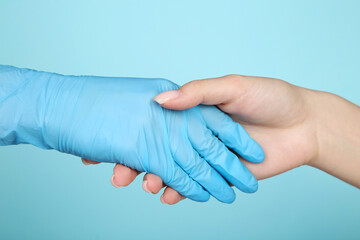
[306,89,360,187]
[308,90,351,166]
[305,90,332,167]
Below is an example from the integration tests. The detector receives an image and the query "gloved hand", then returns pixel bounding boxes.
[0,65,265,203]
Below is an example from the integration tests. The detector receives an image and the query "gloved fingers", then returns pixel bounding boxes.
[172,138,236,203]
[187,110,258,193]
[165,163,210,202]
[143,173,165,194]
[161,186,186,205]
[194,135,258,193]
[81,158,101,165]
[111,164,140,188]
[199,105,265,163]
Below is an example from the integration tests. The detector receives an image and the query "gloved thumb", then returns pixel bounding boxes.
[153,76,237,110]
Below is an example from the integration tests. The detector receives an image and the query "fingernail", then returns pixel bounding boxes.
[142,180,151,193]
[160,195,167,204]
[153,90,181,104]
[81,159,90,165]
[111,175,121,188]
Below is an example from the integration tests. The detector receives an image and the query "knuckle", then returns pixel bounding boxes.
[223,74,245,86]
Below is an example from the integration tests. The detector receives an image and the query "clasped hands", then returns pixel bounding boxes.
[81,74,321,204]
[0,66,325,205]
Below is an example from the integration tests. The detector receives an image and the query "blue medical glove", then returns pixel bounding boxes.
[0,65,265,203]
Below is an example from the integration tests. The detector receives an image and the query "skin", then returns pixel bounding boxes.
[83,74,360,204]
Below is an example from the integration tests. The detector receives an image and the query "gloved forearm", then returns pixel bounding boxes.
[0,66,82,148]
[0,65,48,146]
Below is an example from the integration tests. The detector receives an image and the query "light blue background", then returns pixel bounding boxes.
[0,0,359,239]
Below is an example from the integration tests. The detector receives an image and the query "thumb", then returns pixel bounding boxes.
[154,75,240,110]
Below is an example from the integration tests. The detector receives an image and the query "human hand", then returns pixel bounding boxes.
[102,74,321,204]
[0,66,265,203]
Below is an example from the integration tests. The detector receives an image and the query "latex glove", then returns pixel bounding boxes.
[0,65,264,203]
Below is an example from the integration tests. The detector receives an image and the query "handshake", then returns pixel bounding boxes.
[1,65,358,205]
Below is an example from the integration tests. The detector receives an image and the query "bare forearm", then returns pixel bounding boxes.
[308,90,360,187]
